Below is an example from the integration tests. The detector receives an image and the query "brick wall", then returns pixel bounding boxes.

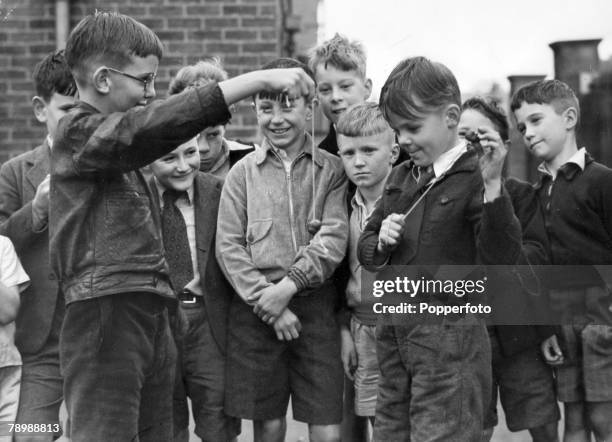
[0,0,318,163]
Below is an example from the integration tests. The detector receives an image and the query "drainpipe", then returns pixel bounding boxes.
[55,0,69,50]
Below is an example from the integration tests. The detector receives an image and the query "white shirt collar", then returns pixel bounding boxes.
[46,135,53,150]
[537,147,586,177]
[432,140,468,178]
[154,178,194,207]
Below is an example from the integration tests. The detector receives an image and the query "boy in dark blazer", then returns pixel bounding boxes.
[149,138,239,442]
[0,50,76,441]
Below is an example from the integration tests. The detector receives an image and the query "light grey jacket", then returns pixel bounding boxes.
[215,133,348,302]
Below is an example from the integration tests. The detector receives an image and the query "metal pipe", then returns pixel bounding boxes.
[55,0,69,50]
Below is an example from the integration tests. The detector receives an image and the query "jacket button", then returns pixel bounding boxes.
[440,196,449,204]
[48,273,56,280]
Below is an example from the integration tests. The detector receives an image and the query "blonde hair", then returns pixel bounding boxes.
[336,102,393,139]
[308,33,367,78]
[168,57,228,96]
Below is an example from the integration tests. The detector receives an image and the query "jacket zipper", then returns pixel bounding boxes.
[285,167,298,252]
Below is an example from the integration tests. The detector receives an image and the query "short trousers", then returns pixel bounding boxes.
[173,298,240,442]
[225,284,343,425]
[60,293,176,442]
[350,317,379,417]
[373,318,491,442]
[484,332,559,431]
[556,324,612,402]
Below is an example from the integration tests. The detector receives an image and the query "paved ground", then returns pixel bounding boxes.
[231,399,561,442]
[57,398,561,441]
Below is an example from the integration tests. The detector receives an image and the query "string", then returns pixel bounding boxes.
[400,143,467,222]
[311,99,317,224]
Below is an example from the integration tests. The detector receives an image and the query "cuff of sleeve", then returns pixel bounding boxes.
[287,267,308,292]
[360,237,389,271]
[482,187,514,228]
[195,83,232,127]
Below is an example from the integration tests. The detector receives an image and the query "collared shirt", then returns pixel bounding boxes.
[271,145,293,173]
[346,190,380,325]
[432,140,468,180]
[155,180,202,296]
[537,147,586,179]
[46,135,53,150]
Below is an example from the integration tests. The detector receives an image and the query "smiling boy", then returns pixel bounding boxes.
[308,34,372,157]
[149,141,240,442]
[357,56,522,441]
[216,58,348,442]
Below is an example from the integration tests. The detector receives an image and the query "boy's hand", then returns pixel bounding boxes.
[340,327,357,380]
[251,277,298,324]
[477,127,507,201]
[273,308,302,341]
[261,68,315,101]
[377,213,405,254]
[32,174,50,220]
[541,334,564,366]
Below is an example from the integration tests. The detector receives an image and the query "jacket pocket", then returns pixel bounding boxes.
[246,219,274,268]
[99,193,161,263]
[426,194,457,224]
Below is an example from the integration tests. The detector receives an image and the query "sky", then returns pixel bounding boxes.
[320,0,612,98]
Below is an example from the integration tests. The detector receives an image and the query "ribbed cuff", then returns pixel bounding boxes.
[287,267,308,292]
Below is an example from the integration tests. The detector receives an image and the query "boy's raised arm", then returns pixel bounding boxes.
[470,183,522,265]
[215,163,274,303]
[218,67,314,105]
[62,68,314,175]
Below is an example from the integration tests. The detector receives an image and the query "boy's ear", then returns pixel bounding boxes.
[305,99,313,121]
[444,104,461,128]
[390,142,400,165]
[92,67,111,95]
[32,96,48,123]
[563,106,578,130]
[364,78,373,100]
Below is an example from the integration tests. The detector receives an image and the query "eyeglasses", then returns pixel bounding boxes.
[104,66,157,93]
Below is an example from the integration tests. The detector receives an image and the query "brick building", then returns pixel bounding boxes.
[0,0,320,163]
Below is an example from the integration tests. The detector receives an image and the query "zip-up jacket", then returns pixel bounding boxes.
[215,133,348,302]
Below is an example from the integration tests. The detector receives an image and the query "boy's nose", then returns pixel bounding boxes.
[331,86,342,102]
[271,109,284,124]
[396,132,412,146]
[176,156,189,171]
[145,83,156,100]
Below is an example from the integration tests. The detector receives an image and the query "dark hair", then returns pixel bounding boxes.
[510,79,580,123]
[379,56,460,122]
[462,97,509,142]
[32,50,77,102]
[65,11,163,85]
[256,57,315,101]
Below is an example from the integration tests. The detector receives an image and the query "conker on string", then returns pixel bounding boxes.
[307,219,322,235]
